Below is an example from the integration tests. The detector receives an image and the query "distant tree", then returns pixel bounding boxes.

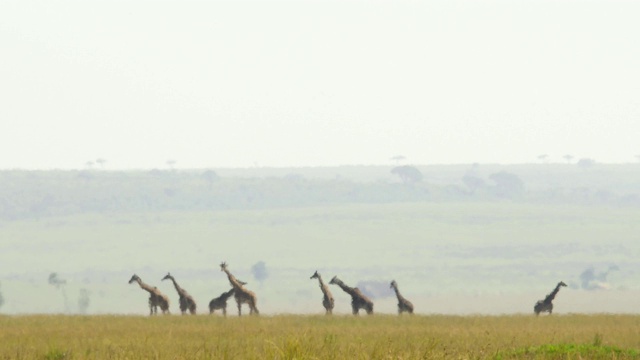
[166,160,176,170]
[78,288,90,314]
[201,170,220,188]
[577,158,596,169]
[391,165,423,184]
[489,171,524,198]
[537,154,549,163]
[462,175,485,195]
[0,282,4,309]
[251,261,268,285]
[563,154,574,164]
[76,170,93,181]
[95,158,106,169]
[85,161,94,169]
[48,272,69,313]
[48,272,66,288]
[390,155,406,165]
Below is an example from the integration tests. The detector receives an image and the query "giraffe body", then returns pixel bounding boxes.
[329,276,374,315]
[311,271,335,315]
[534,281,567,315]
[209,288,236,316]
[220,262,260,316]
[390,280,414,315]
[162,273,197,315]
[128,274,170,315]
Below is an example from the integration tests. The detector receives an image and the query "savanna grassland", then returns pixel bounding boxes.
[2,314,640,359]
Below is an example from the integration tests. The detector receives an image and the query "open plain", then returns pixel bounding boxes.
[2,314,640,359]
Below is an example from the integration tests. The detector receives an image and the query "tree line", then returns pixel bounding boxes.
[0,164,638,220]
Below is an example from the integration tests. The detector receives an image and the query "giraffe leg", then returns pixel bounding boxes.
[237,302,242,316]
[222,307,226,317]
[249,299,259,315]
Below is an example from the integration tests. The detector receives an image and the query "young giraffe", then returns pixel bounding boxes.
[161,272,197,315]
[208,288,236,316]
[390,280,414,315]
[220,262,259,316]
[329,276,374,315]
[534,281,567,315]
[310,271,335,315]
[128,274,170,315]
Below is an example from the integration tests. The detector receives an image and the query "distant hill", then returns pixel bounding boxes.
[1,164,638,220]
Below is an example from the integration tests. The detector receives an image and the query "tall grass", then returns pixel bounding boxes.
[1,314,639,359]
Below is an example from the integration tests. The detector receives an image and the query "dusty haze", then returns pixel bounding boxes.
[1,0,639,169]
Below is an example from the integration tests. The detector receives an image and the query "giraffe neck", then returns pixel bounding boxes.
[223,269,244,290]
[543,285,561,304]
[316,276,329,293]
[136,279,155,294]
[221,289,235,300]
[169,277,185,295]
[333,279,356,296]
[392,284,403,300]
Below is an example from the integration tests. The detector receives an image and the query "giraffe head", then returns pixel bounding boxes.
[390,280,398,289]
[128,274,140,284]
[558,281,567,287]
[220,262,228,272]
[310,271,320,280]
[237,279,247,286]
[161,272,173,281]
[329,276,339,285]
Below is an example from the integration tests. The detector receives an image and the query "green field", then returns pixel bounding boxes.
[2,314,640,359]
[1,202,639,315]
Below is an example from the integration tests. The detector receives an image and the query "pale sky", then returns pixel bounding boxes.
[1,0,638,169]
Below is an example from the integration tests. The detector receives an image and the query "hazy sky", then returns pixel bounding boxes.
[1,0,638,169]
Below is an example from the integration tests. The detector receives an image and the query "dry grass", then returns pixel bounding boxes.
[1,314,639,359]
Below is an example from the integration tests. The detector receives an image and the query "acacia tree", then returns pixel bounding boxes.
[563,154,574,164]
[489,172,524,198]
[462,175,485,195]
[390,155,406,165]
[537,154,549,163]
[391,165,423,184]
[577,158,596,169]
[95,158,107,169]
[251,261,269,285]
[0,282,5,310]
[78,288,90,314]
[201,170,220,188]
[48,272,69,313]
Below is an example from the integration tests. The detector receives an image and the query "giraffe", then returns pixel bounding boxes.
[220,262,259,315]
[310,271,335,315]
[329,276,373,315]
[208,288,236,316]
[534,281,567,315]
[161,272,197,315]
[390,280,414,315]
[128,274,170,315]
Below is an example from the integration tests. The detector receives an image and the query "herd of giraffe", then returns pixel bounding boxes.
[129,263,564,316]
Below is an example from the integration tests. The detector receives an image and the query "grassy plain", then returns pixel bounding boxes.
[2,314,640,359]
[1,202,640,315]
